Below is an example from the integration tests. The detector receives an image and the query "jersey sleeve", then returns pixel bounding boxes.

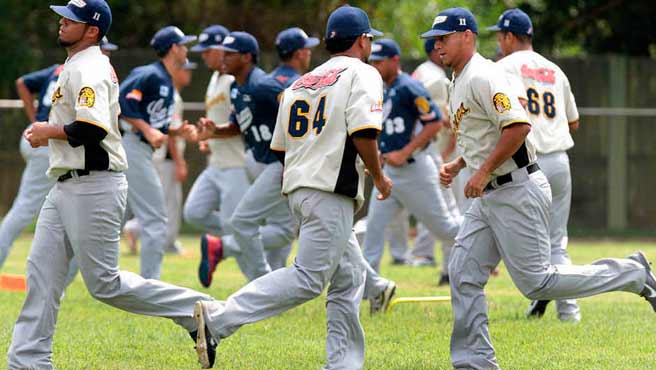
[405,81,442,125]
[119,73,150,120]
[562,74,579,123]
[270,89,288,152]
[346,65,384,135]
[472,70,530,130]
[21,65,57,93]
[69,68,110,132]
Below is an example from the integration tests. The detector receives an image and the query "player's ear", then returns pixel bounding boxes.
[87,25,101,43]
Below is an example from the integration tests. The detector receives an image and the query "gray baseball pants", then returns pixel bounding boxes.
[537,150,579,319]
[203,188,366,370]
[155,159,183,251]
[122,132,168,279]
[363,151,460,271]
[449,168,647,370]
[222,161,295,281]
[384,209,410,261]
[7,172,213,370]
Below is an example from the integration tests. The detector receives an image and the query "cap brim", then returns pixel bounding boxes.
[50,5,86,23]
[368,54,387,61]
[369,28,384,37]
[420,29,456,39]
[178,35,197,45]
[182,62,198,70]
[304,37,320,48]
[190,44,210,52]
[101,43,118,51]
[486,25,502,31]
[216,45,240,53]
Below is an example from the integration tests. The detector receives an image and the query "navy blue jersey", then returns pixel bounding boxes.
[378,72,442,154]
[231,66,299,164]
[119,61,174,135]
[21,64,64,123]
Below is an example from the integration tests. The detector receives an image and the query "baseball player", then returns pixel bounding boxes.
[195,28,318,284]
[183,25,253,263]
[421,8,656,369]
[362,38,460,276]
[121,60,197,255]
[190,6,392,368]
[0,37,117,284]
[119,25,198,279]
[8,2,220,368]
[488,8,581,322]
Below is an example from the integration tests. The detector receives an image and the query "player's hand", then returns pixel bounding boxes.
[24,122,50,148]
[373,174,392,200]
[439,160,463,187]
[198,140,211,154]
[175,160,188,182]
[180,121,198,142]
[382,149,409,167]
[464,169,489,199]
[144,127,167,148]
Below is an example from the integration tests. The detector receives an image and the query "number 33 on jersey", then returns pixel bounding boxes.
[271,56,384,210]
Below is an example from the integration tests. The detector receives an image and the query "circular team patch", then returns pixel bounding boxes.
[78,87,96,108]
[492,92,511,113]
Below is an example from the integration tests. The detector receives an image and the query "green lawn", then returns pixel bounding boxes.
[1,236,655,369]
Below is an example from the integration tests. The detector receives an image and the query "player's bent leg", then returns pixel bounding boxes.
[449,200,501,370]
[0,148,54,268]
[325,232,366,370]
[183,167,224,234]
[8,188,72,369]
[201,189,353,351]
[490,172,647,303]
[384,208,409,264]
[412,222,437,266]
[69,173,213,331]
[362,185,403,271]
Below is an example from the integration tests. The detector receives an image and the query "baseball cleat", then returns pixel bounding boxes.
[192,301,218,369]
[438,273,450,287]
[626,251,656,311]
[198,234,223,288]
[370,281,396,315]
[412,256,436,267]
[525,300,550,318]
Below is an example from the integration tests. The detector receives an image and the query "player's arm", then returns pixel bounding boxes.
[121,116,168,148]
[569,120,579,133]
[167,137,188,182]
[24,121,107,148]
[196,117,241,140]
[16,78,37,123]
[352,130,391,200]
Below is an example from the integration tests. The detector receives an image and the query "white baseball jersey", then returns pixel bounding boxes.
[497,50,579,154]
[412,60,451,152]
[47,46,127,178]
[448,53,536,178]
[205,71,246,168]
[270,56,384,210]
[153,90,185,161]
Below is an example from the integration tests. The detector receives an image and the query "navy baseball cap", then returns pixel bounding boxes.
[151,26,197,54]
[100,36,117,51]
[420,7,478,38]
[487,9,533,36]
[369,38,401,61]
[325,5,383,40]
[191,25,230,52]
[275,27,320,56]
[50,0,112,39]
[218,31,259,57]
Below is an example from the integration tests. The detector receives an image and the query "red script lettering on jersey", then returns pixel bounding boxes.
[292,68,347,90]
[521,65,555,84]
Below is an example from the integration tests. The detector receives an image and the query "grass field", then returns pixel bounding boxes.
[1,235,656,369]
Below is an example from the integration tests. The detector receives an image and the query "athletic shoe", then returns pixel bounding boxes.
[627,251,656,311]
[437,273,450,286]
[525,300,550,318]
[412,256,436,267]
[370,281,396,315]
[558,311,582,323]
[390,258,408,266]
[198,234,223,288]
[192,301,218,368]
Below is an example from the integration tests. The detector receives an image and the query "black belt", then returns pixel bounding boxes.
[57,169,90,182]
[484,163,540,192]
